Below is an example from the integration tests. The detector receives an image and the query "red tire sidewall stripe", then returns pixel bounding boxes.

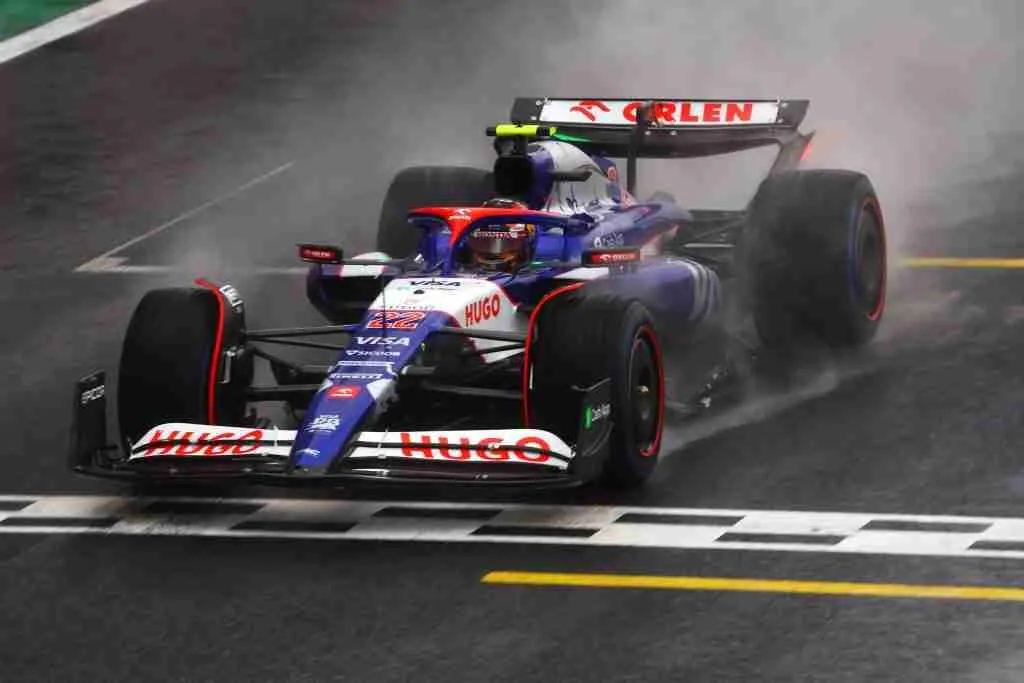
[863,196,887,322]
[521,282,586,427]
[637,323,664,458]
[194,279,226,425]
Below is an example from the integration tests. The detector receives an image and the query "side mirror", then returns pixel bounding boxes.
[298,244,344,264]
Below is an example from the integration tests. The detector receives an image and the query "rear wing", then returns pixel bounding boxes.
[507,97,811,160]
[497,97,814,195]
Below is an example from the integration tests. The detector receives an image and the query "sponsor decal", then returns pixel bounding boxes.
[296,448,321,458]
[299,244,343,263]
[541,100,780,127]
[408,280,461,287]
[584,249,642,266]
[80,384,105,405]
[473,226,529,239]
[623,101,758,125]
[366,309,427,330]
[354,336,411,346]
[598,252,638,263]
[374,302,433,311]
[330,372,386,381]
[333,360,395,368]
[399,432,552,463]
[345,349,400,358]
[140,428,264,457]
[473,230,504,239]
[332,361,396,377]
[569,99,611,122]
[327,385,360,400]
[448,208,474,222]
[585,402,611,429]
[464,293,501,326]
[593,232,625,248]
[219,284,243,312]
[306,414,341,434]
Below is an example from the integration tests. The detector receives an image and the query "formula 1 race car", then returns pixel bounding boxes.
[71,97,887,490]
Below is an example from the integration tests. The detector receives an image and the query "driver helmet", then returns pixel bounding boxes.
[462,198,536,272]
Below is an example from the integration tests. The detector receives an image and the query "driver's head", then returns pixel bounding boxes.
[463,198,535,272]
[464,223,535,272]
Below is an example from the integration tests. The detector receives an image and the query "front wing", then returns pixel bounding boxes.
[70,372,612,488]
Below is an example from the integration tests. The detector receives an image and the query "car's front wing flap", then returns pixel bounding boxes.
[70,371,612,487]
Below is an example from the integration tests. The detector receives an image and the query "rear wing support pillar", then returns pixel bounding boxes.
[626,102,653,196]
[769,130,816,175]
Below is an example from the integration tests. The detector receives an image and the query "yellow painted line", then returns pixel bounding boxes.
[901,257,1024,269]
[482,571,1024,602]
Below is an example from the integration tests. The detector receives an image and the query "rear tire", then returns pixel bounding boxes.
[743,170,887,349]
[117,287,252,446]
[529,290,664,489]
[376,166,493,258]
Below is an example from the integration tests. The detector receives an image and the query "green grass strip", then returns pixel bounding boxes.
[0,0,95,40]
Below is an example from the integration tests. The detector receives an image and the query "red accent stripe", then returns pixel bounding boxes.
[800,139,814,162]
[863,197,887,322]
[194,278,226,425]
[520,282,586,428]
[638,324,664,458]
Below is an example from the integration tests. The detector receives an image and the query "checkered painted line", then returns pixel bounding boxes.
[3,495,1024,559]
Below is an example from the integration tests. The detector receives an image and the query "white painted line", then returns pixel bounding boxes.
[733,510,873,536]
[491,506,623,528]
[246,499,387,523]
[18,495,129,518]
[73,256,130,273]
[982,520,1024,541]
[74,161,295,273]
[837,531,976,555]
[3,494,1024,560]
[590,524,726,548]
[0,0,155,66]
[344,517,486,541]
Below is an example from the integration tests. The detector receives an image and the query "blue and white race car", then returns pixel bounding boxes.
[72,97,887,490]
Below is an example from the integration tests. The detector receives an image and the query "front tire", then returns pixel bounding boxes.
[528,290,665,489]
[117,286,252,447]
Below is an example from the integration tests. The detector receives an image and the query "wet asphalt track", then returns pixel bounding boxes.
[3,1,1024,681]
